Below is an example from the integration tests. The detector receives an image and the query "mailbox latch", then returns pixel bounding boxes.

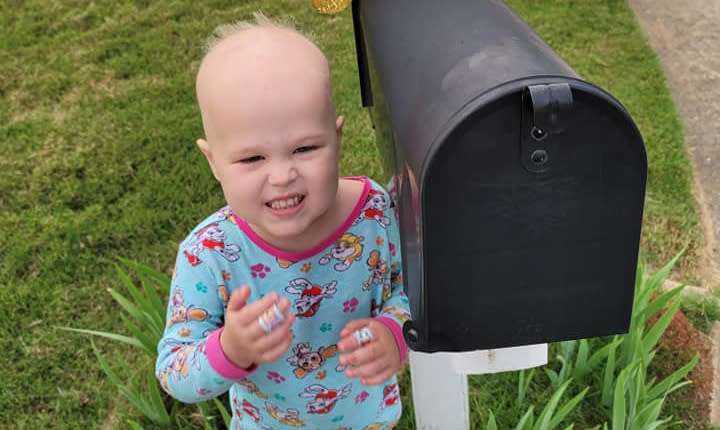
[521,83,573,173]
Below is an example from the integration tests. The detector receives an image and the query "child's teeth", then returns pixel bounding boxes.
[271,196,301,209]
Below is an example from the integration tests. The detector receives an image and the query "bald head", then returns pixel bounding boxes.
[196,24,335,143]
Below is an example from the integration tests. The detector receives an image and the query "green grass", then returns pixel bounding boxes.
[0,0,701,428]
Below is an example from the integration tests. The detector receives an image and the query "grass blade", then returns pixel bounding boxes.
[486,410,498,430]
[514,406,535,430]
[59,327,144,349]
[549,386,590,429]
[147,366,171,422]
[213,397,232,428]
[612,366,630,430]
[647,353,698,399]
[642,299,682,357]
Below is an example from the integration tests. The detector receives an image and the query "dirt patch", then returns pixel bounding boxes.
[652,309,713,428]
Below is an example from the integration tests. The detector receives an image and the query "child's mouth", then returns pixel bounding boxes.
[266,194,305,210]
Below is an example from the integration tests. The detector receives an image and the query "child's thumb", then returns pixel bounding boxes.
[227,285,250,312]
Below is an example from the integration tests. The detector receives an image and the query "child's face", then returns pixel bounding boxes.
[198,66,343,246]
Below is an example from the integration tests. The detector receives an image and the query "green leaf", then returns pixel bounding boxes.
[514,406,535,430]
[486,410,498,430]
[118,313,157,356]
[645,249,684,293]
[213,397,232,428]
[119,257,172,288]
[126,419,144,430]
[588,337,623,369]
[535,379,572,430]
[139,273,167,321]
[639,285,684,323]
[549,386,590,429]
[612,366,630,430]
[602,339,618,407]
[108,287,143,319]
[574,339,590,379]
[115,264,152,314]
[642,298,682,357]
[647,353,699,399]
[630,398,664,430]
[147,366,171,422]
[58,326,144,349]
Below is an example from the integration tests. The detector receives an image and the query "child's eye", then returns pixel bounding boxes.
[237,155,263,164]
[294,145,318,154]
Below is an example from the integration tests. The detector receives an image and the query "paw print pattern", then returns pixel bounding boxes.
[315,370,327,380]
[195,282,208,293]
[221,270,232,281]
[332,415,344,423]
[343,297,359,313]
[274,393,286,401]
[266,371,286,384]
[301,262,312,273]
[376,237,384,246]
[178,328,191,337]
[320,323,333,333]
[251,263,271,279]
[389,242,396,257]
[355,391,369,404]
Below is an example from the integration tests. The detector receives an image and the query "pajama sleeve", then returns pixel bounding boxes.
[373,189,412,364]
[155,236,253,403]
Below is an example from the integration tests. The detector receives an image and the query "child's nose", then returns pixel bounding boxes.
[267,160,298,186]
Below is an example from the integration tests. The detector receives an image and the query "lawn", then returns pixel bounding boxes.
[0,0,702,428]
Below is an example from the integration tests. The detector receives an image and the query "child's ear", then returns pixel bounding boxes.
[335,115,345,141]
[196,138,220,181]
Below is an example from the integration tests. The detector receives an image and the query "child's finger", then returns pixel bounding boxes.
[339,341,378,367]
[345,356,388,379]
[226,285,250,312]
[254,312,295,350]
[258,330,294,363]
[359,368,396,386]
[339,318,371,339]
[237,292,280,324]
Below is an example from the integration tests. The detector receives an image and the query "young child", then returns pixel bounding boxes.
[155,13,411,430]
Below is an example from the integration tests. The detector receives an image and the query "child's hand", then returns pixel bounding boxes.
[337,318,401,385]
[219,285,295,369]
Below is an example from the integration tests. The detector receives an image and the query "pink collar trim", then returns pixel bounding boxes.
[232,176,371,262]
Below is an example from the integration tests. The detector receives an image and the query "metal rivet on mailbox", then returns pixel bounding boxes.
[531,149,549,165]
[531,126,547,141]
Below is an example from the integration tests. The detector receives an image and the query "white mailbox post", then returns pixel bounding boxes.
[409,345,548,430]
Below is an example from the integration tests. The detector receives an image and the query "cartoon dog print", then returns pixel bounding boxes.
[353,189,390,228]
[239,399,271,430]
[183,223,241,266]
[362,250,391,291]
[238,377,267,399]
[287,342,338,378]
[285,278,337,318]
[378,382,400,415]
[164,339,206,381]
[265,402,305,427]
[319,233,364,271]
[382,306,412,324]
[214,206,238,225]
[299,383,351,414]
[167,288,210,328]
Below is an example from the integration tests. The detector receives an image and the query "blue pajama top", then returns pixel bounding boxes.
[155,176,411,430]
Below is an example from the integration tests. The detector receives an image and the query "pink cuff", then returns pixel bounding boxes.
[205,327,257,379]
[375,316,408,364]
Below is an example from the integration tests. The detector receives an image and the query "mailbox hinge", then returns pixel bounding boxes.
[520,83,573,173]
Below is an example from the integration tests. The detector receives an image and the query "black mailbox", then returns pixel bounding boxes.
[352,0,647,352]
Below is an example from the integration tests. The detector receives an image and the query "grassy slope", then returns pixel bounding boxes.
[0,0,698,428]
